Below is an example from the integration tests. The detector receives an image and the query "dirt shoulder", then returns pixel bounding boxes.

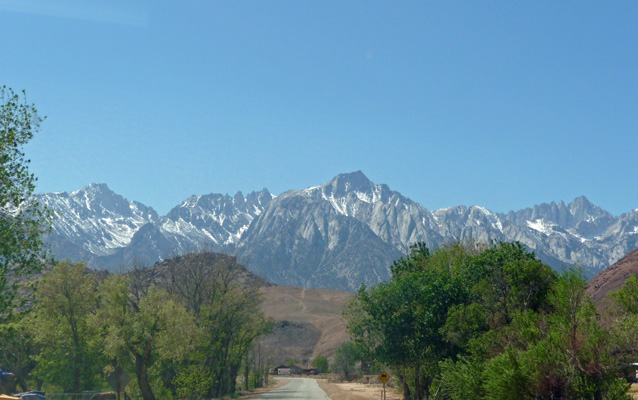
[317,378,403,400]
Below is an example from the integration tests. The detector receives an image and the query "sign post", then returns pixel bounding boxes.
[107,366,131,400]
[378,371,390,400]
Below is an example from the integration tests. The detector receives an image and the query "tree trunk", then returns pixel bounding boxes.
[16,376,28,393]
[245,364,250,391]
[229,364,239,394]
[422,375,430,400]
[414,364,421,400]
[73,351,81,400]
[135,347,156,400]
[399,368,412,400]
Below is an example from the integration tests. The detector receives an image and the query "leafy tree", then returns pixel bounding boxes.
[0,312,39,392]
[346,242,629,400]
[610,274,638,315]
[173,365,212,400]
[331,342,358,380]
[347,244,469,399]
[0,86,50,318]
[94,274,197,400]
[163,254,273,398]
[31,261,104,395]
[286,358,299,367]
[442,268,630,400]
[312,355,329,373]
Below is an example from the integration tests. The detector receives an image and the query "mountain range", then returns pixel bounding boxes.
[37,171,638,291]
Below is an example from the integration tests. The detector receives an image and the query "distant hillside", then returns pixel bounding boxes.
[124,253,352,365]
[127,252,271,290]
[259,285,353,366]
[586,249,638,303]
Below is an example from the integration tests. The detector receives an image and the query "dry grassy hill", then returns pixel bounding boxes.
[586,249,638,303]
[258,285,354,366]
[133,253,355,367]
[11,252,355,368]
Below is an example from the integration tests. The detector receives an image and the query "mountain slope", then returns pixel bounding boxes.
[586,249,638,303]
[237,190,402,290]
[38,172,638,290]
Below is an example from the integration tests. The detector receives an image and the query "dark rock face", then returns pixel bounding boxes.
[38,172,638,290]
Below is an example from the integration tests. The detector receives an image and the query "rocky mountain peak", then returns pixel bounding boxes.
[324,171,373,197]
[568,195,606,219]
[69,183,147,219]
[36,173,638,291]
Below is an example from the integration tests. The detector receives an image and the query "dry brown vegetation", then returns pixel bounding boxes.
[317,378,403,400]
[586,249,638,303]
[258,285,354,365]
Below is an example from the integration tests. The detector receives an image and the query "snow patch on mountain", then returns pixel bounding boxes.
[37,172,638,286]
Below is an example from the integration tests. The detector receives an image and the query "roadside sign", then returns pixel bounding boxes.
[378,371,390,383]
[106,366,131,398]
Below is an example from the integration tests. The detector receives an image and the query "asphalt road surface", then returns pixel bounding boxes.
[255,377,330,399]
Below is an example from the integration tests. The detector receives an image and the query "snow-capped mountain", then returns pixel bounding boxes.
[37,172,638,291]
[37,184,159,257]
[160,189,273,253]
[37,185,273,271]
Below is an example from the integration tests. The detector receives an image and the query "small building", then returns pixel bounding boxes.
[288,364,304,375]
[275,365,291,375]
[302,368,319,375]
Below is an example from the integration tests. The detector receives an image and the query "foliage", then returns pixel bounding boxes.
[346,243,473,399]
[312,355,329,373]
[331,342,358,379]
[0,86,50,318]
[286,358,299,366]
[31,261,104,394]
[94,274,197,400]
[173,365,213,400]
[163,255,273,398]
[0,311,39,392]
[346,241,637,400]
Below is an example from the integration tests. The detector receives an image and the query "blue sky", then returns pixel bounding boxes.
[1,1,636,215]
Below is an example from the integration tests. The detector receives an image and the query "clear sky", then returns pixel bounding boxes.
[1,1,636,216]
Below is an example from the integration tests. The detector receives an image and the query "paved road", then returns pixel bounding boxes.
[255,377,330,399]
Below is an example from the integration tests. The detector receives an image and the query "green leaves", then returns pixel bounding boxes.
[346,242,634,400]
[0,86,51,319]
[312,355,329,373]
[31,261,104,393]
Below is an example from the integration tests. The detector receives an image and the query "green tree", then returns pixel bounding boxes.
[94,274,198,400]
[163,254,273,398]
[347,244,469,399]
[31,261,103,395]
[331,342,358,380]
[286,358,299,367]
[0,86,50,317]
[0,312,40,392]
[312,355,329,373]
